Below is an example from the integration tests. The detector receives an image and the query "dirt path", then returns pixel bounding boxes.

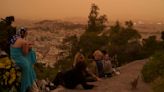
[51,59,153,92]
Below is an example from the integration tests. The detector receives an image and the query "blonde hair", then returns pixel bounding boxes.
[93,50,103,60]
[73,52,85,67]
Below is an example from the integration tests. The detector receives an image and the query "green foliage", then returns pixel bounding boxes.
[142,51,164,92]
[153,78,164,92]
[79,32,109,56]
[142,33,164,92]
[62,19,143,66]
[87,4,108,32]
[109,21,141,46]
[142,51,164,82]
[62,35,79,57]
[34,63,58,81]
[58,4,145,71]
[142,36,160,56]
[108,21,142,65]
[110,21,121,34]
[57,56,73,71]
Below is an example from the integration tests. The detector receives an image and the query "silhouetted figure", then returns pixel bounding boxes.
[0,16,16,57]
[161,31,164,41]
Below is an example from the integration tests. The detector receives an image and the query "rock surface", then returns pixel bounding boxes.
[51,59,153,92]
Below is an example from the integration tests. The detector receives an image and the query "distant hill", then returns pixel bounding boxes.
[31,19,86,31]
[13,18,36,27]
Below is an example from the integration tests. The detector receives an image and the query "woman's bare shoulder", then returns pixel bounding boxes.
[17,38,27,43]
[11,38,27,48]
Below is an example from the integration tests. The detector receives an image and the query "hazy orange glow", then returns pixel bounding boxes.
[0,0,164,21]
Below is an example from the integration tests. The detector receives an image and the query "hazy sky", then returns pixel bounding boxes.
[0,0,164,21]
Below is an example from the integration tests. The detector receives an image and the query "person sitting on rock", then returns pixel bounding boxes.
[10,27,38,92]
[73,52,100,82]
[51,53,95,90]
[102,50,113,77]
[89,50,104,78]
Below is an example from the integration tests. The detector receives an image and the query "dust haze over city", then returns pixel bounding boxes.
[1,0,164,65]
[1,0,164,92]
[1,0,164,22]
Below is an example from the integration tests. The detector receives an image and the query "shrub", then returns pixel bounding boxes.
[34,63,58,81]
[79,32,109,56]
[142,51,164,82]
[153,78,164,92]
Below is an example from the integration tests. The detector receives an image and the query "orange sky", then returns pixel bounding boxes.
[0,0,164,22]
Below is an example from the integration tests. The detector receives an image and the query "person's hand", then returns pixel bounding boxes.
[96,77,102,81]
[28,41,34,45]
[28,41,34,48]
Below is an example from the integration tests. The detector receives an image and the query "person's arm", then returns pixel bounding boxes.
[22,40,31,56]
[86,67,101,81]
[27,41,34,48]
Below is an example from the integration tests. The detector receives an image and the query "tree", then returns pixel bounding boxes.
[77,4,110,56]
[125,20,133,29]
[87,4,108,32]
[79,33,109,56]
[109,21,122,45]
[97,14,108,31]
[109,20,142,65]
[87,4,99,32]
[61,35,79,57]
[111,21,121,33]
[142,36,159,56]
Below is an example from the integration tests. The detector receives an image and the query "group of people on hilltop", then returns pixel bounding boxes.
[0,16,120,92]
[47,50,120,91]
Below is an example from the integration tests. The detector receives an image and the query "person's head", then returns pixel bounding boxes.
[73,52,85,66]
[93,50,103,60]
[101,50,109,60]
[104,54,110,61]
[18,27,27,38]
[5,16,14,25]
